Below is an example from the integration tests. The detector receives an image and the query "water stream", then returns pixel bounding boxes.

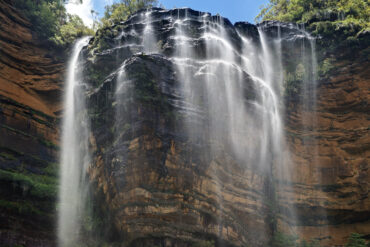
[58,37,91,247]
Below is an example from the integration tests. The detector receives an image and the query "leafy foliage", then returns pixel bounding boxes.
[283,62,307,97]
[318,58,334,77]
[345,233,367,247]
[99,0,158,27]
[55,14,94,45]
[14,0,93,47]
[256,0,369,38]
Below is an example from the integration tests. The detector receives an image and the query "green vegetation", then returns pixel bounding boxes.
[13,0,160,47]
[0,169,57,199]
[270,232,320,247]
[256,0,369,39]
[99,0,158,27]
[318,58,335,77]
[283,62,306,96]
[192,240,215,247]
[57,14,94,45]
[0,199,43,215]
[14,0,93,47]
[345,233,367,247]
[42,162,59,177]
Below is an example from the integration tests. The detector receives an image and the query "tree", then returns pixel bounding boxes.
[14,0,93,47]
[55,14,94,45]
[255,0,369,41]
[100,0,158,27]
[255,0,369,26]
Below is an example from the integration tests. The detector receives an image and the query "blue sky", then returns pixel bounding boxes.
[159,0,269,23]
[66,0,269,27]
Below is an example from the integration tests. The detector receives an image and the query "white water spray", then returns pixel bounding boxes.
[142,10,158,53]
[58,8,319,244]
[58,37,90,247]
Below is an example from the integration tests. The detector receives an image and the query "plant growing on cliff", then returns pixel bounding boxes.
[270,232,321,247]
[192,240,215,247]
[99,0,158,27]
[345,233,367,247]
[256,0,369,25]
[270,232,298,247]
[283,63,306,97]
[318,58,335,77]
[256,0,369,40]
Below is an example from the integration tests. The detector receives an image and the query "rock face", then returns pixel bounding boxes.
[257,21,370,246]
[0,1,64,246]
[82,9,285,246]
[86,54,270,246]
[285,49,370,246]
[0,2,369,246]
[81,8,369,247]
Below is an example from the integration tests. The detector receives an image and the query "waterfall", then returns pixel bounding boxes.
[170,10,289,237]
[59,8,320,245]
[58,37,90,247]
[142,10,158,53]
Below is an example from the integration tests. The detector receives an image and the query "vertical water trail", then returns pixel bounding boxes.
[172,9,203,142]
[297,25,320,186]
[58,37,91,247]
[203,16,231,238]
[237,24,297,234]
[172,11,287,239]
[142,10,158,53]
[302,30,325,239]
[256,27,284,174]
[300,24,318,123]
[114,61,132,140]
[253,23,319,236]
[308,36,318,123]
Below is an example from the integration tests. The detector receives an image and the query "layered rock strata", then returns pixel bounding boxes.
[82,8,370,246]
[0,1,64,246]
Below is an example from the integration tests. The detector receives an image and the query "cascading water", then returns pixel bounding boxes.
[59,8,319,246]
[142,10,158,53]
[170,9,292,237]
[58,37,91,247]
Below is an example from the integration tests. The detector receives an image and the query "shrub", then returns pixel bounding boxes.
[319,58,335,77]
[271,232,298,247]
[270,232,321,247]
[345,233,367,247]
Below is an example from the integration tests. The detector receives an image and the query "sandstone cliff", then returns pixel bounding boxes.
[80,9,369,246]
[0,2,369,247]
[0,1,64,246]
[285,45,370,246]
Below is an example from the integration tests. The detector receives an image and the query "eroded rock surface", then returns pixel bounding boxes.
[0,1,65,246]
[82,8,369,247]
[0,2,369,246]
